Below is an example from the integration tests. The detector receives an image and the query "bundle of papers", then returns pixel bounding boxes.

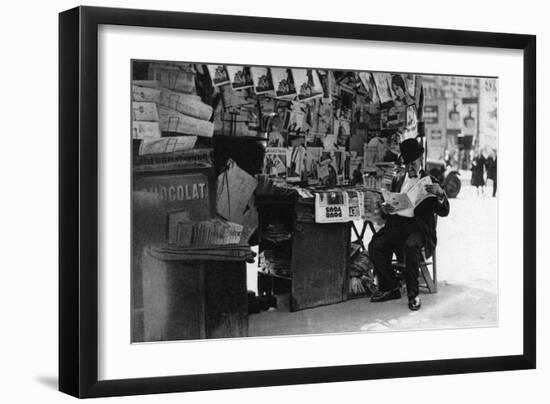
[148,63,196,93]
[138,136,197,156]
[192,219,243,246]
[255,175,297,196]
[132,101,159,122]
[377,162,398,190]
[259,250,292,277]
[132,85,161,103]
[158,106,214,138]
[159,88,213,121]
[133,121,161,140]
[167,217,244,247]
[262,223,292,243]
[133,148,213,172]
[132,75,214,139]
[363,174,382,190]
[132,81,162,140]
[148,244,256,263]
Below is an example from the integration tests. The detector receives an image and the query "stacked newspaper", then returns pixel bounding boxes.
[377,162,399,190]
[132,81,162,140]
[262,223,292,243]
[260,250,292,277]
[133,62,215,139]
[147,244,256,263]
[167,217,244,247]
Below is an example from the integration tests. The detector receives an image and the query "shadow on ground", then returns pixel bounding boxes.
[35,376,58,390]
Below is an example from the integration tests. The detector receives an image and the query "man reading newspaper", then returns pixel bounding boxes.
[368,138,450,311]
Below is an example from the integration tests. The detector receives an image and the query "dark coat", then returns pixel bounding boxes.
[485,156,497,180]
[471,156,486,186]
[389,171,450,257]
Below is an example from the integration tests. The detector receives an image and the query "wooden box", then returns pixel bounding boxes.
[256,196,350,312]
[141,251,248,341]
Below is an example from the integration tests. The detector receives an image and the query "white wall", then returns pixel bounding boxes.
[0,1,546,403]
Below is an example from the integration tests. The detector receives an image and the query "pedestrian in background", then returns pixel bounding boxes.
[471,149,486,196]
[485,150,497,197]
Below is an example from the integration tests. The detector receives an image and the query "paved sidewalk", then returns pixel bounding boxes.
[249,280,496,337]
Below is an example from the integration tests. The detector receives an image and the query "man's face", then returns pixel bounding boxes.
[406,156,422,178]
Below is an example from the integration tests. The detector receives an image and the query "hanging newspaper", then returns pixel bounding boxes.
[271,68,297,99]
[206,64,230,87]
[403,104,418,139]
[250,66,274,95]
[226,65,254,91]
[358,72,379,104]
[371,72,394,104]
[292,69,323,101]
[314,190,364,223]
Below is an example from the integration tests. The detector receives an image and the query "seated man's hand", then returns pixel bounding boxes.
[425,184,445,197]
[380,202,396,214]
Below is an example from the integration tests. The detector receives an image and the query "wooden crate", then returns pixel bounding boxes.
[142,252,248,341]
[290,221,350,311]
[256,196,350,312]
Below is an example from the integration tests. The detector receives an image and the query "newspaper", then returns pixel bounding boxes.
[315,190,364,223]
[381,176,436,212]
[217,159,258,224]
[169,218,243,247]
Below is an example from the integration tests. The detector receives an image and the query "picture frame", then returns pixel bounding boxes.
[59,6,536,398]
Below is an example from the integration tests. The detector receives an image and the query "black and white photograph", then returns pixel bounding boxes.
[372,72,395,103]
[0,0,543,402]
[292,68,324,101]
[251,66,275,94]
[226,65,254,90]
[358,71,380,104]
[206,64,231,87]
[271,67,297,98]
[131,60,500,343]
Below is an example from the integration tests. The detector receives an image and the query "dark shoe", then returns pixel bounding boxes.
[370,288,401,303]
[408,295,421,311]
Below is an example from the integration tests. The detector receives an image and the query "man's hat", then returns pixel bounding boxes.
[400,138,424,164]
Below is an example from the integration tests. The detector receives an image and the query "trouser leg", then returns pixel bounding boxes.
[368,225,403,292]
[403,231,424,298]
[493,178,497,197]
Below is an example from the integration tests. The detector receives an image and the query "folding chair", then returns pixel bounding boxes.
[351,220,377,251]
[393,246,437,294]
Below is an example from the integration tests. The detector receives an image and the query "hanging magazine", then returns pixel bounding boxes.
[291,69,323,101]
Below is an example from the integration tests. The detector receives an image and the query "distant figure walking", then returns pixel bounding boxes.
[471,150,486,196]
[485,150,497,197]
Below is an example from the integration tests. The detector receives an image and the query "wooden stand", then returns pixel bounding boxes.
[256,195,350,312]
[141,250,248,342]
